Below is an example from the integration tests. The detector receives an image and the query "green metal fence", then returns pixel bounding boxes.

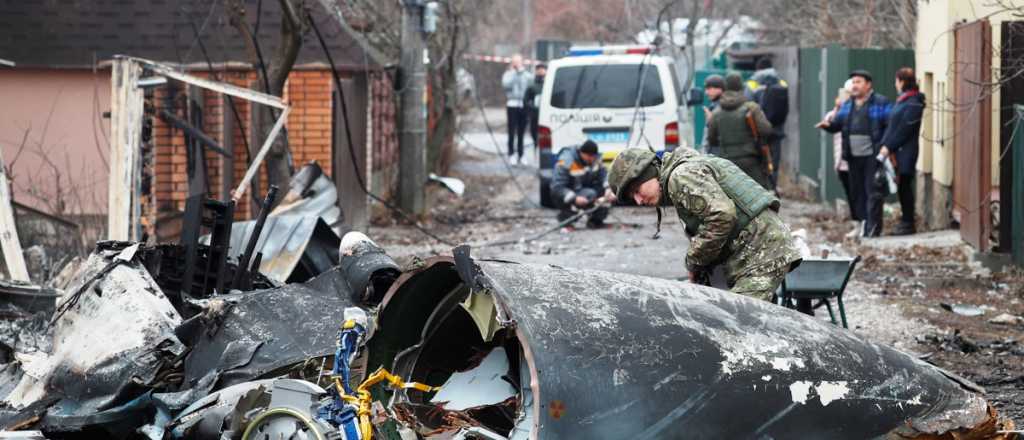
[691,68,753,149]
[797,46,915,202]
[1013,105,1024,267]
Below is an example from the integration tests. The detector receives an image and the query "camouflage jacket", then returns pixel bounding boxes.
[659,148,801,281]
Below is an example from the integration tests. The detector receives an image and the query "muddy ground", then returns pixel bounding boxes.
[368,109,1024,422]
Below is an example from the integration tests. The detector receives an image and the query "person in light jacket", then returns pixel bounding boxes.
[502,54,533,165]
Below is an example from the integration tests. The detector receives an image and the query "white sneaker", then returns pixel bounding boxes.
[520,155,530,166]
[844,221,863,239]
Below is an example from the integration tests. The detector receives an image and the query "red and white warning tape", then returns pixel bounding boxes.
[462,54,541,65]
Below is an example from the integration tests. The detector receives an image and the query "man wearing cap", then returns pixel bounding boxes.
[816,70,892,237]
[550,140,616,228]
[701,74,725,154]
[706,73,774,190]
[607,146,802,301]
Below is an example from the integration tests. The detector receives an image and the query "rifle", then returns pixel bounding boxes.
[745,111,776,188]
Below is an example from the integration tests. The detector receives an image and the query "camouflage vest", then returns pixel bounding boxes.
[715,104,758,159]
[660,154,779,236]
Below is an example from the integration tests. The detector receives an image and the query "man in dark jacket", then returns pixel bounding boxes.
[816,70,892,237]
[702,74,725,153]
[877,67,925,235]
[550,140,614,228]
[524,64,547,152]
[747,58,789,190]
[706,73,774,190]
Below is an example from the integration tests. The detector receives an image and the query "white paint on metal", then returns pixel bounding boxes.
[815,381,850,406]
[430,347,517,411]
[0,146,28,281]
[107,58,144,241]
[3,252,182,409]
[789,381,812,405]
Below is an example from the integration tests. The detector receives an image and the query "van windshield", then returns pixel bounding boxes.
[550,64,664,109]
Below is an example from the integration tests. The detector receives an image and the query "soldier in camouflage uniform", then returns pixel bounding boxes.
[607,147,802,301]
[706,73,774,190]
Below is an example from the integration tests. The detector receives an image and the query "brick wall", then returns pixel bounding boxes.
[286,71,335,173]
[369,71,399,199]
[143,68,398,240]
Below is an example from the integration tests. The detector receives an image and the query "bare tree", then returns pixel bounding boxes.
[327,0,485,176]
[743,0,917,48]
[226,0,308,200]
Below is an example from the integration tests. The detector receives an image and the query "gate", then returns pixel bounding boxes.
[952,19,992,250]
[1013,106,1024,267]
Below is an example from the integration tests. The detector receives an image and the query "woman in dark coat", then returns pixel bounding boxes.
[879,67,926,235]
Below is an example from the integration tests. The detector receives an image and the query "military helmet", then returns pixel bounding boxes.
[608,149,659,201]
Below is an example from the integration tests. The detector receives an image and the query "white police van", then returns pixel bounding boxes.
[537,45,697,207]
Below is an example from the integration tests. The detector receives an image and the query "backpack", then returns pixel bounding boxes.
[758,82,789,127]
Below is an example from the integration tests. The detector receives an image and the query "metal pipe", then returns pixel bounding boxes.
[232,186,278,290]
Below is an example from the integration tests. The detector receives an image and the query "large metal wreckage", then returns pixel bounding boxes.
[0,233,1016,439]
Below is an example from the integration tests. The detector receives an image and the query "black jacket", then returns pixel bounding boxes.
[823,92,892,159]
[880,90,925,175]
[524,76,544,110]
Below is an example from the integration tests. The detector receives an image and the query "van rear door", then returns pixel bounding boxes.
[545,62,669,154]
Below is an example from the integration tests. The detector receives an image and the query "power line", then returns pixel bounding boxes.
[308,10,456,246]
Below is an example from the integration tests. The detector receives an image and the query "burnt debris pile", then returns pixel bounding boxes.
[0,235,1019,439]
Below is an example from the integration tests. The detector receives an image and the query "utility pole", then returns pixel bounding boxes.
[398,0,428,216]
[522,0,532,52]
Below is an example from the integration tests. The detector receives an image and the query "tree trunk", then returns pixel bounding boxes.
[227,0,304,205]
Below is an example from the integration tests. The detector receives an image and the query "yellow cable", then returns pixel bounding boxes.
[331,367,440,440]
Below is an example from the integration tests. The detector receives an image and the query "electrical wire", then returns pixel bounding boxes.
[308,11,456,246]
[468,85,540,208]
[188,19,260,205]
[309,9,645,249]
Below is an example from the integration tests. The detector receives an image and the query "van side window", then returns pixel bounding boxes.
[550,64,664,109]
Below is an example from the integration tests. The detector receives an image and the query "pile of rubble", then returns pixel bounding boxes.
[0,162,1018,438]
[0,229,1018,438]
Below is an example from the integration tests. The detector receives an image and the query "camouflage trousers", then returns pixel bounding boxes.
[729,263,789,302]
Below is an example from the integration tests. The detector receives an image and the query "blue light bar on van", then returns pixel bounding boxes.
[567,45,655,57]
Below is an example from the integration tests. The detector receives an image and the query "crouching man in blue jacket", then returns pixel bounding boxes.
[550,140,617,228]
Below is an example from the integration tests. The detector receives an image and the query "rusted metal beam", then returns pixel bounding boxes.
[123,56,287,110]
[157,109,232,158]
